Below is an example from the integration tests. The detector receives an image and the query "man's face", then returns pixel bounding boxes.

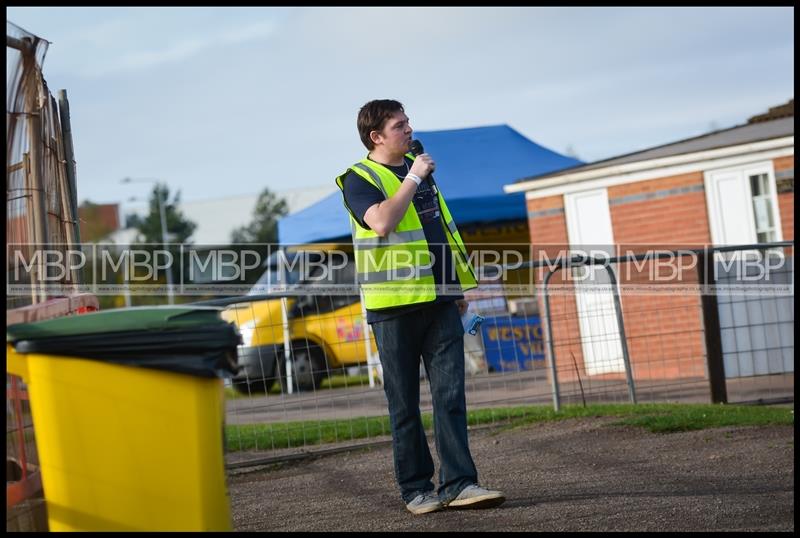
[373,111,412,154]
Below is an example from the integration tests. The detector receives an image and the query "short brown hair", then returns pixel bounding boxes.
[357,99,405,150]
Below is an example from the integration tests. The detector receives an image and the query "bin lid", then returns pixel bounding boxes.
[7,306,241,378]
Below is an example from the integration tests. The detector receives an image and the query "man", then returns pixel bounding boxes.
[335,99,505,515]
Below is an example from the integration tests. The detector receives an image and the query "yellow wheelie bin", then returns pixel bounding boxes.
[6,306,241,531]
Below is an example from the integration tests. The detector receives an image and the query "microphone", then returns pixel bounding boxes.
[408,139,436,189]
[409,139,424,157]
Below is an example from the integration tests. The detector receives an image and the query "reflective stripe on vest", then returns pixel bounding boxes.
[353,229,427,249]
[358,265,434,284]
[351,163,388,198]
[335,155,477,310]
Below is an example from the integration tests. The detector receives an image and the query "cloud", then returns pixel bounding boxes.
[218,20,276,45]
[115,38,208,71]
[77,19,277,77]
[9,7,792,205]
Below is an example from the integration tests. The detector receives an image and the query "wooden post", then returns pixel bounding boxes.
[6,35,30,52]
[22,42,49,302]
[52,94,79,290]
[57,89,82,248]
[22,153,38,305]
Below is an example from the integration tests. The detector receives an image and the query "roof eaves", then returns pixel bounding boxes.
[513,116,794,184]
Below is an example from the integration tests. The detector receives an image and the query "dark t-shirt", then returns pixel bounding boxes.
[342,156,463,323]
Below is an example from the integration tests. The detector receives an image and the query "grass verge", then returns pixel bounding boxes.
[225,403,793,452]
[225,374,373,399]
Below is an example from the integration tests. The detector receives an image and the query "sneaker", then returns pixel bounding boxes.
[406,492,444,515]
[446,484,506,509]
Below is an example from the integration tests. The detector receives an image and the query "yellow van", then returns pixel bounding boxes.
[222,223,534,394]
[221,248,377,393]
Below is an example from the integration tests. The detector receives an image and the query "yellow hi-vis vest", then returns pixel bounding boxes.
[335,154,478,310]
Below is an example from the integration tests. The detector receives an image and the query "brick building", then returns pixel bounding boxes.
[504,101,793,384]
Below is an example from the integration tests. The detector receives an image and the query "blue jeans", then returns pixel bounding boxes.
[371,301,478,504]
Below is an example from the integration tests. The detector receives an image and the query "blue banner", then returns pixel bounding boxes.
[480,315,545,372]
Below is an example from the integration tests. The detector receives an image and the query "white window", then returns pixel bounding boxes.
[749,172,779,244]
[704,162,783,247]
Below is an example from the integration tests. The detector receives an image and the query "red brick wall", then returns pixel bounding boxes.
[78,203,120,241]
[774,155,794,242]
[610,172,709,382]
[527,195,585,384]
[526,157,794,387]
[527,172,712,384]
[609,172,711,245]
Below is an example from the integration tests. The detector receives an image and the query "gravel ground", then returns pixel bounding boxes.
[227,418,794,532]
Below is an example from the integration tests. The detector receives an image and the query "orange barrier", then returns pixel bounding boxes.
[6,294,99,512]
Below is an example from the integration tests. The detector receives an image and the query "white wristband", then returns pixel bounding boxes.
[406,173,422,186]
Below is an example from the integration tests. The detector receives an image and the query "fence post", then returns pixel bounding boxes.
[697,249,728,404]
[542,268,561,412]
[360,290,380,388]
[605,263,637,404]
[281,297,293,394]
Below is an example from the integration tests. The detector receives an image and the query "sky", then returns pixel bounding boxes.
[6,6,795,211]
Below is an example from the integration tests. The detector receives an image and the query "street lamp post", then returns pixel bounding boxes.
[122,177,174,305]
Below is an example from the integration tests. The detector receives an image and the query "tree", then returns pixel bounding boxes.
[230,187,289,285]
[132,184,196,245]
[128,184,197,304]
[231,187,289,245]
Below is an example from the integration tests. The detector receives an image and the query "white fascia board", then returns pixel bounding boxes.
[504,136,794,197]
[523,146,795,200]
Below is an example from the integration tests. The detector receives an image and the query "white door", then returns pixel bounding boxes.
[564,189,625,375]
[704,163,789,378]
[704,169,758,246]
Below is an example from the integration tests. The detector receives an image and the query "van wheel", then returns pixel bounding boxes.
[279,344,327,392]
[233,377,276,395]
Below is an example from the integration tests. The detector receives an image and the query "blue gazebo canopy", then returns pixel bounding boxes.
[278,124,582,245]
